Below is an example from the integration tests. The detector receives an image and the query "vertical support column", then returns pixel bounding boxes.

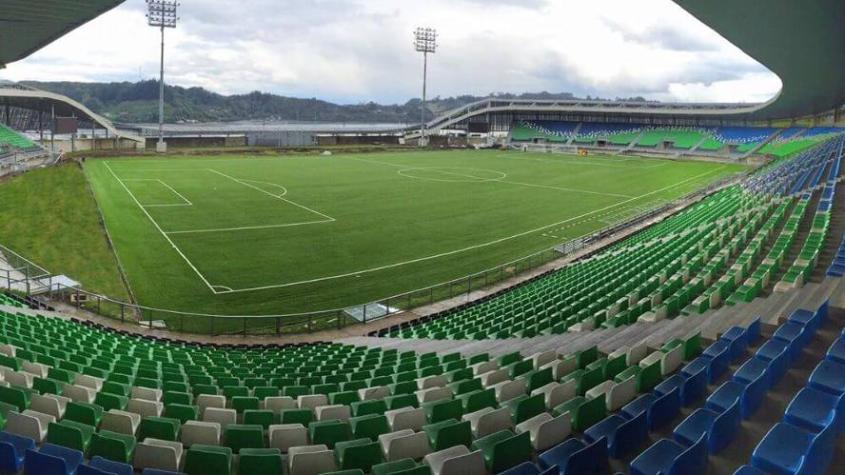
[50,105,55,153]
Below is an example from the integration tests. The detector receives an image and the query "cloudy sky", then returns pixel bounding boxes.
[1,0,781,105]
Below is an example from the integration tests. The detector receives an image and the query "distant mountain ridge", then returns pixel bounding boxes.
[19,80,649,124]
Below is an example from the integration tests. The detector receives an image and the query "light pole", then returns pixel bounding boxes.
[146,0,179,153]
[414,27,437,147]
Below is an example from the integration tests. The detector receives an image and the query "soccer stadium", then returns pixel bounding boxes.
[0,0,844,474]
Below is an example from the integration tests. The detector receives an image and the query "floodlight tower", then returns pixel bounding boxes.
[146,0,179,153]
[414,27,437,146]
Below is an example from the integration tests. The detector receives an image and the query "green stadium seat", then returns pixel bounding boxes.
[90,430,136,463]
[47,420,95,453]
[423,419,472,451]
[184,444,233,475]
[422,399,462,424]
[335,438,384,472]
[471,430,531,473]
[243,410,276,429]
[65,402,104,427]
[232,397,259,413]
[350,414,390,440]
[225,424,265,452]
[238,448,283,475]
[165,403,199,423]
[139,416,181,441]
[310,420,353,448]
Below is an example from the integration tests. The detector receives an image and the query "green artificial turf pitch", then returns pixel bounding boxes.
[84,150,745,330]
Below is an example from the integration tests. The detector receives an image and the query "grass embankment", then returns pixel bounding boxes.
[0,164,129,302]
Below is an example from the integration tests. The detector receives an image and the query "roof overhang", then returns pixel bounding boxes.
[674,0,845,120]
[0,87,143,143]
[0,0,124,68]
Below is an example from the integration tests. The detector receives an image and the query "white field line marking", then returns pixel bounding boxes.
[497,154,669,169]
[157,180,192,205]
[207,169,336,222]
[497,180,635,199]
[238,179,288,197]
[398,167,507,183]
[166,219,334,235]
[495,152,669,164]
[122,178,193,207]
[216,165,728,294]
[421,168,503,181]
[104,162,218,294]
[345,156,408,169]
[113,169,204,173]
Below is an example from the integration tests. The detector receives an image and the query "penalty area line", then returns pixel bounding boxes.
[104,162,219,294]
[165,219,334,235]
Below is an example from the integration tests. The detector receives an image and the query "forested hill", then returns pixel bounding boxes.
[19,80,648,124]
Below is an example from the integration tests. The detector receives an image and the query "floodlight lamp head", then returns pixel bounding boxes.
[147,0,180,28]
[414,27,438,54]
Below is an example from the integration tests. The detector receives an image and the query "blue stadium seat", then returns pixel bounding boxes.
[537,436,608,475]
[808,360,845,396]
[733,465,767,475]
[787,309,820,334]
[0,431,34,473]
[755,340,789,385]
[24,443,83,475]
[621,389,680,432]
[78,464,116,475]
[745,318,762,345]
[751,423,835,475]
[705,380,764,420]
[720,327,748,360]
[784,387,845,434]
[654,362,707,406]
[629,434,707,475]
[583,412,647,458]
[620,394,654,420]
[672,400,740,454]
[647,386,681,430]
[498,461,542,475]
[772,322,807,361]
[81,456,133,475]
[733,357,770,388]
[826,336,845,365]
[499,461,559,475]
[700,341,731,383]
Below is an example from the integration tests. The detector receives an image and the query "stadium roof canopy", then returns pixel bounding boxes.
[676,0,845,120]
[0,0,124,68]
[425,0,845,133]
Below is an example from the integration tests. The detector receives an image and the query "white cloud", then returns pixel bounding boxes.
[0,0,780,104]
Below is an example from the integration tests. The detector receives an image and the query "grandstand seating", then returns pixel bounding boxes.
[510,122,578,143]
[0,302,718,474]
[711,127,779,145]
[574,122,639,143]
[0,119,842,475]
[387,136,842,341]
[0,125,37,151]
[510,121,844,157]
